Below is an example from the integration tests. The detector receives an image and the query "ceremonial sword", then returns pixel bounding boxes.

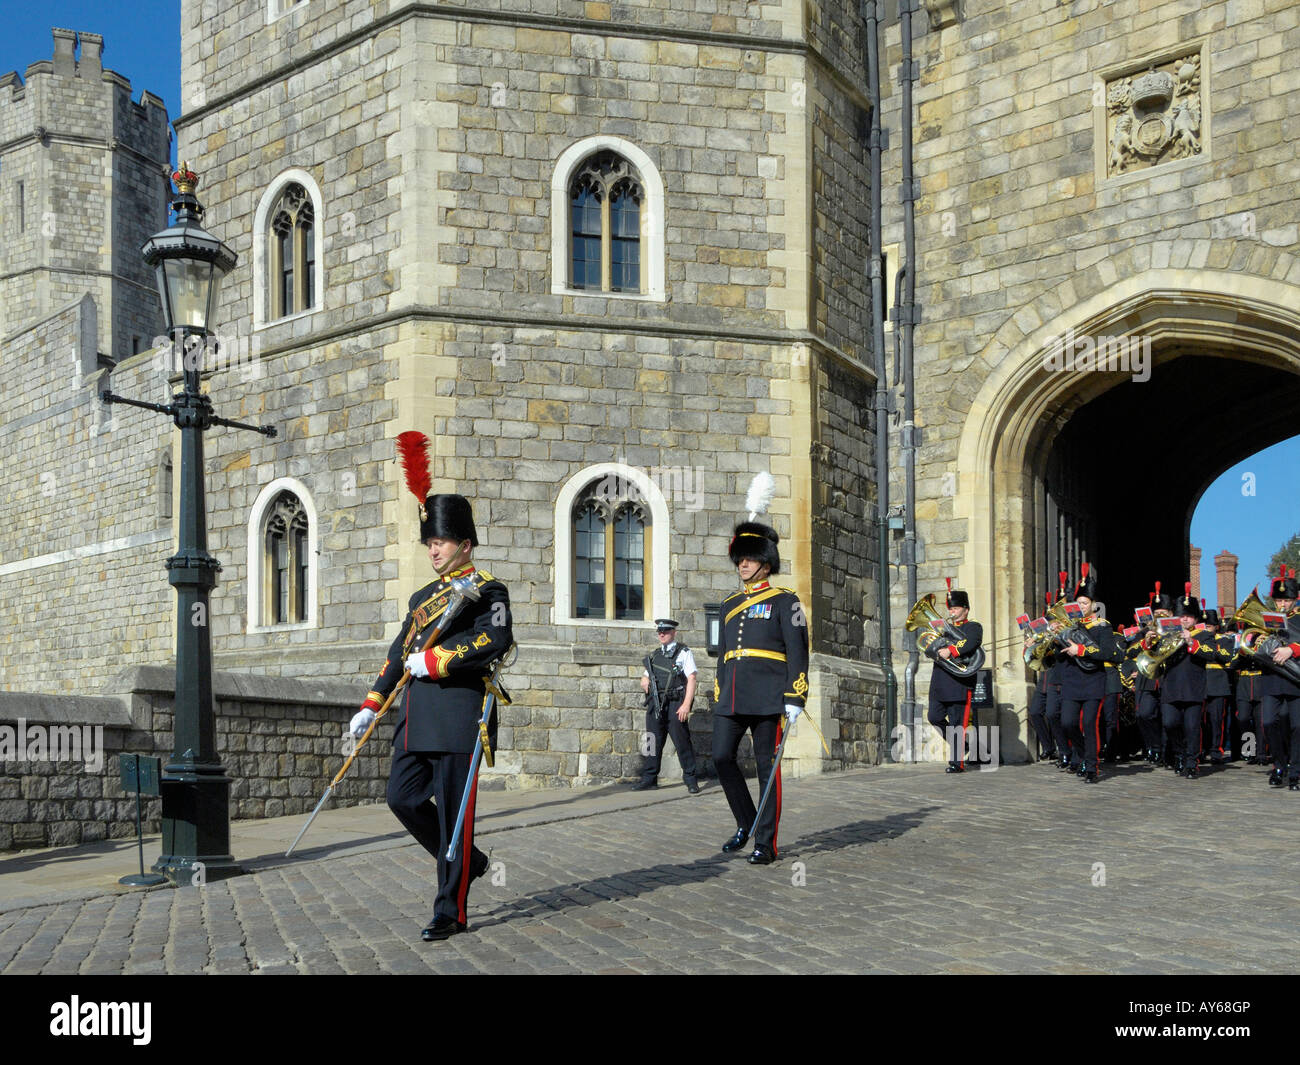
[446,644,516,862]
[285,575,481,857]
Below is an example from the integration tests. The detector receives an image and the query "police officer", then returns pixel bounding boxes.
[1160,584,1217,779]
[350,491,512,942]
[925,582,983,772]
[713,520,809,866]
[635,619,700,793]
[1057,564,1122,783]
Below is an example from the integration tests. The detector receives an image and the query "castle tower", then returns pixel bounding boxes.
[0,28,170,361]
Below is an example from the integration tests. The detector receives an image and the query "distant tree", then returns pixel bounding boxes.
[1268,532,1300,578]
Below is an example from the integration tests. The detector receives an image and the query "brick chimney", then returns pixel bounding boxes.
[1215,550,1239,615]
[1190,546,1202,599]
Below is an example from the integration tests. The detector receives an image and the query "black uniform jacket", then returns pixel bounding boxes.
[1129,630,1160,696]
[1204,633,1236,698]
[1058,617,1122,700]
[714,579,810,717]
[1160,630,1219,704]
[1260,608,1300,698]
[368,566,513,753]
[1235,641,1264,702]
[929,619,983,702]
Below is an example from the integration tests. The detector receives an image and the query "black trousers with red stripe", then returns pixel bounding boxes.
[1135,690,1162,752]
[1061,697,1105,770]
[1027,684,1055,759]
[927,689,973,766]
[387,745,486,924]
[1236,695,1264,759]
[1161,700,1203,763]
[713,713,782,852]
[1203,695,1229,757]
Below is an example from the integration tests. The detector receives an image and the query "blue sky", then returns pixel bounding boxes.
[1190,435,1300,606]
[1,3,180,153]
[6,6,1300,595]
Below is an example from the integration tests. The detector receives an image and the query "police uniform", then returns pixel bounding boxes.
[924,588,983,772]
[356,489,513,941]
[713,521,809,865]
[637,619,700,791]
[1159,586,1217,778]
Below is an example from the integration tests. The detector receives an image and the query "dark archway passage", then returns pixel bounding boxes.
[1027,351,1300,625]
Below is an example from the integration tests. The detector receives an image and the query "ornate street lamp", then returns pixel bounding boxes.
[103,164,275,885]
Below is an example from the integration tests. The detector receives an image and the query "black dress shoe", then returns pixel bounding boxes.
[1289,779,1300,792]
[721,828,750,853]
[747,845,775,865]
[945,762,964,773]
[1268,769,1284,787]
[686,780,701,794]
[1083,769,1099,783]
[421,914,467,942]
[1057,757,1071,771]
[1183,764,1199,779]
[632,779,658,791]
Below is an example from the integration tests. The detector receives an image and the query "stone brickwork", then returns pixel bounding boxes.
[881,0,1300,751]
[0,668,374,851]
[0,30,169,360]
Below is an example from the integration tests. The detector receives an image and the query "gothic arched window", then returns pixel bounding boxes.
[269,183,315,320]
[263,490,310,625]
[572,479,650,621]
[568,152,645,294]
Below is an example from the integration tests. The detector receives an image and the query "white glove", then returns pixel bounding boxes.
[405,651,430,678]
[784,704,802,723]
[349,709,377,738]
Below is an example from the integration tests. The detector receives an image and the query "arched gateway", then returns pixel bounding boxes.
[949,253,1300,757]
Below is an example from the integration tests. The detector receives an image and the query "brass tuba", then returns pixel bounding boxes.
[905,593,986,677]
[1232,588,1300,685]
[1136,625,1211,679]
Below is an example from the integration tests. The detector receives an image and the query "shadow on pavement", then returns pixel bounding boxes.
[473,806,935,929]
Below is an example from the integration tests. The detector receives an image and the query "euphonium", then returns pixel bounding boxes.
[1136,625,1210,679]
[1232,589,1300,685]
[905,593,986,678]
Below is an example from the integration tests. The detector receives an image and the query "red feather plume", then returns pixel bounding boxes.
[1155,580,1161,595]
[1185,581,1192,596]
[396,431,432,516]
[1081,562,1090,579]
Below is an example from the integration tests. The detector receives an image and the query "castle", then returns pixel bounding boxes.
[3,0,1300,848]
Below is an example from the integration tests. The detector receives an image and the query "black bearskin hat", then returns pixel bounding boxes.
[1074,562,1098,602]
[1271,566,1298,601]
[729,521,780,575]
[1175,582,1201,621]
[420,493,478,547]
[948,590,970,610]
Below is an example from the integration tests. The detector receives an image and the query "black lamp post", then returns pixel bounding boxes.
[103,164,275,886]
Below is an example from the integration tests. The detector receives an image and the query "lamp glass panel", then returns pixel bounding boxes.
[163,258,214,330]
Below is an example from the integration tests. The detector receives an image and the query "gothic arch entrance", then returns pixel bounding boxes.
[949,266,1300,755]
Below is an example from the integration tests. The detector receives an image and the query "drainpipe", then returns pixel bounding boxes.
[864,0,897,760]
[898,0,921,760]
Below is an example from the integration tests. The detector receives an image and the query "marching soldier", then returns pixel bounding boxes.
[1159,583,1217,779]
[1132,585,1171,763]
[1046,572,1072,770]
[351,443,512,943]
[635,619,701,793]
[1026,592,1059,763]
[1235,614,1266,766]
[713,519,809,865]
[925,580,983,772]
[1200,606,1235,764]
[1259,568,1300,788]
[1057,564,1122,782]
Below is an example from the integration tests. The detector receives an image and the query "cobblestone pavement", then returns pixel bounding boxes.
[1,759,1294,974]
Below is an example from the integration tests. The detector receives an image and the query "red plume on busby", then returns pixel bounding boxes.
[1075,561,1097,601]
[397,431,432,522]
[945,576,953,608]
[1056,570,1068,602]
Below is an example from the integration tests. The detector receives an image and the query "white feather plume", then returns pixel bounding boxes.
[745,472,776,521]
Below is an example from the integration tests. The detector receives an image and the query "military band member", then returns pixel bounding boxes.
[1200,607,1235,764]
[1026,592,1059,763]
[1132,586,1171,764]
[925,581,983,773]
[1259,568,1300,789]
[1235,616,1266,766]
[713,521,809,865]
[1057,565,1122,782]
[636,619,700,793]
[351,488,512,942]
[1046,572,1072,770]
[1159,584,1217,779]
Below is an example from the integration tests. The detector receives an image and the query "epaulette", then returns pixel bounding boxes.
[475,569,495,585]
